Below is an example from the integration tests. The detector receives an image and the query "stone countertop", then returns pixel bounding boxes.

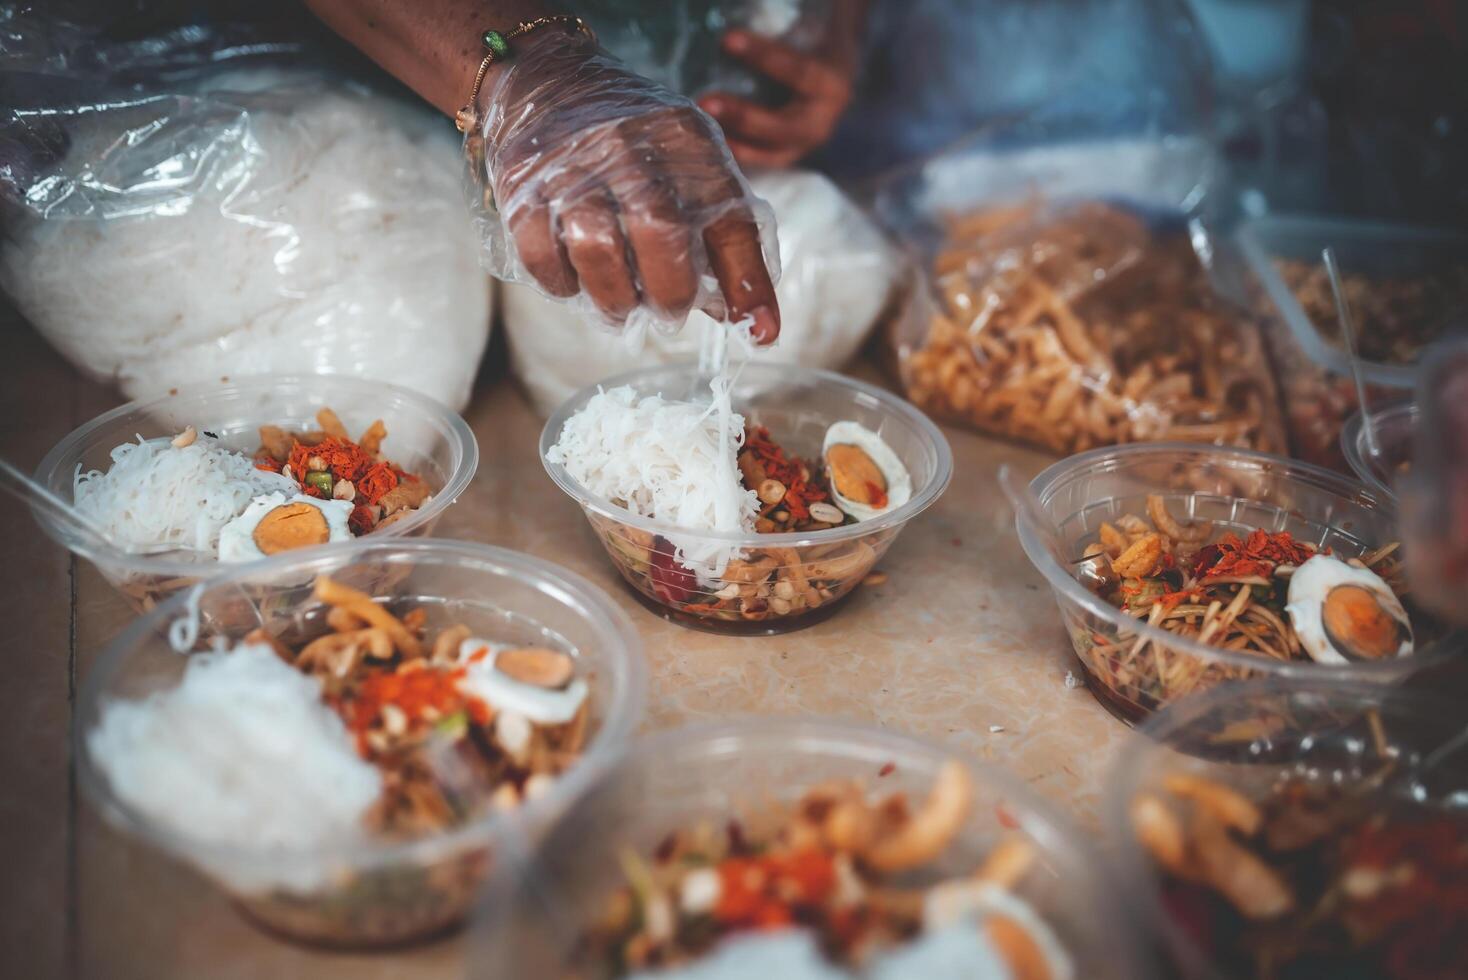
[1,321,1128,980]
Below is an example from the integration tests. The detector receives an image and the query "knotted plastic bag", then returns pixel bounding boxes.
[1,11,492,411]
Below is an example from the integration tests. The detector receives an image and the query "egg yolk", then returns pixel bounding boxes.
[1323,585,1405,660]
[251,502,331,555]
[827,444,888,507]
[985,913,1051,980]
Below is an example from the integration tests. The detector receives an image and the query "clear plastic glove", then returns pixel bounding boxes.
[470,28,781,340]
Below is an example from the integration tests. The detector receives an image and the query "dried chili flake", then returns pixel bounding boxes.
[338,663,486,756]
[357,462,400,505]
[287,436,374,493]
[742,426,828,522]
[466,697,493,726]
[713,849,836,928]
[254,453,283,474]
[1191,530,1313,580]
[995,802,1020,829]
[1157,590,1197,612]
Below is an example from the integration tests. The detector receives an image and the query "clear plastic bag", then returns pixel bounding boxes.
[890,199,1286,456]
[0,10,492,411]
[504,169,903,416]
[874,68,1287,457]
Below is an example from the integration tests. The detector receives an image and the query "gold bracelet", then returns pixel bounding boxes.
[454,14,596,135]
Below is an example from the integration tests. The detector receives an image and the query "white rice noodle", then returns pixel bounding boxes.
[548,319,761,576]
[546,383,758,576]
[87,642,382,893]
[73,434,296,556]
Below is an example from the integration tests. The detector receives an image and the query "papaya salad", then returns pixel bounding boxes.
[1130,770,1468,979]
[1071,496,1416,714]
[580,762,1073,979]
[73,408,429,562]
[547,375,917,631]
[87,576,590,943]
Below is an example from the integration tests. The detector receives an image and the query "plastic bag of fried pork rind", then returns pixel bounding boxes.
[872,13,1288,458]
[0,5,492,412]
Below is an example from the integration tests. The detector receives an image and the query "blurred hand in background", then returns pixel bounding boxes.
[698,0,867,168]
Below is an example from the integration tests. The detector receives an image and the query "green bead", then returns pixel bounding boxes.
[481,30,509,58]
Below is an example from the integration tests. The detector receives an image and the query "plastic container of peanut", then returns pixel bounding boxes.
[1239,213,1468,469]
[893,200,1288,457]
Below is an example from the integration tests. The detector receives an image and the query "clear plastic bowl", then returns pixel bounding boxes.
[1341,400,1417,502]
[34,375,478,611]
[1017,442,1460,724]
[541,362,952,635]
[470,717,1147,978]
[1106,678,1468,979]
[75,538,646,949]
[1238,215,1465,470]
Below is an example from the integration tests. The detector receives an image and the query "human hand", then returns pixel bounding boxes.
[697,22,860,169]
[474,28,780,340]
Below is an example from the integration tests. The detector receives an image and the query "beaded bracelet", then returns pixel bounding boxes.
[454,14,596,136]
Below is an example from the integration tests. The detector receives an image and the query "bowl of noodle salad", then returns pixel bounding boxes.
[76,538,645,948]
[1015,443,1460,724]
[470,719,1142,979]
[541,362,952,635]
[34,375,477,610]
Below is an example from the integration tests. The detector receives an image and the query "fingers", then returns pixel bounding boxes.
[704,212,780,344]
[725,140,804,169]
[612,171,699,319]
[506,190,577,298]
[650,109,781,342]
[558,173,639,323]
[698,94,806,147]
[606,118,699,319]
[504,103,778,335]
[722,30,850,100]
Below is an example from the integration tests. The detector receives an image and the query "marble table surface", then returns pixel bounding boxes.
[1,321,1130,980]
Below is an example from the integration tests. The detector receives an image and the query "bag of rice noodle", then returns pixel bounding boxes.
[503,168,905,416]
[0,10,492,412]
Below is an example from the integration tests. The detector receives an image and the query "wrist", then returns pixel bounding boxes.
[459,17,598,133]
[483,19,596,84]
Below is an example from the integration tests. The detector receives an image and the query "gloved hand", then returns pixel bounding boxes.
[472,27,781,340]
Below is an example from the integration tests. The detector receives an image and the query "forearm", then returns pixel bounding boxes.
[304,0,557,116]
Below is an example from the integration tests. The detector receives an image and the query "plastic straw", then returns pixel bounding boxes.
[1322,247,1381,459]
[0,456,116,550]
